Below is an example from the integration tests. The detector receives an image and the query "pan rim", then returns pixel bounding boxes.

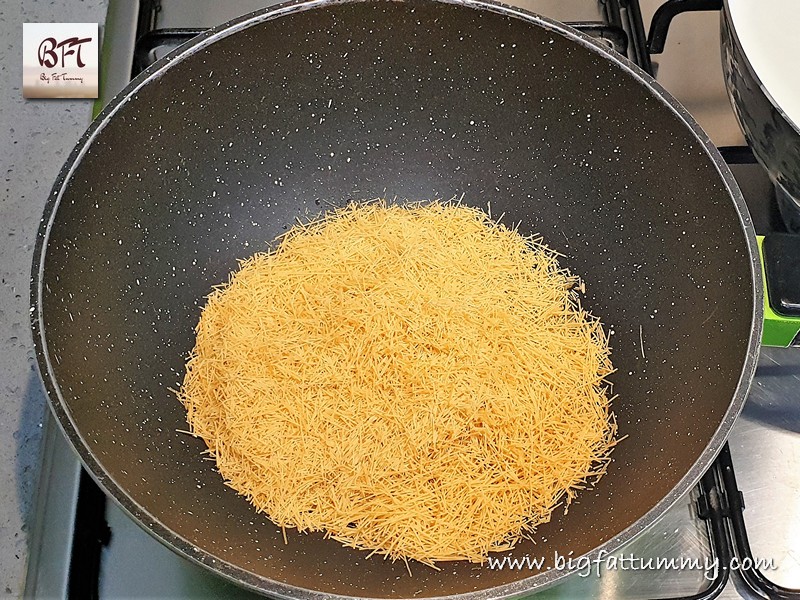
[30,0,763,598]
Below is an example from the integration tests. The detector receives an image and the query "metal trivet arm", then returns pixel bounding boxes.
[654,467,732,600]
[646,0,723,55]
[649,443,800,600]
[716,445,800,599]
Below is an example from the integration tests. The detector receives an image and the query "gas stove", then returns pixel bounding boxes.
[24,1,800,599]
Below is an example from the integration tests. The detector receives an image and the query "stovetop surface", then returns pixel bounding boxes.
[25,1,800,599]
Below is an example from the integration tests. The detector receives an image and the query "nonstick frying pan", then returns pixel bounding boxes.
[31,0,762,597]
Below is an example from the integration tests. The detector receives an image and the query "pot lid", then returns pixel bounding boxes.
[727,0,800,130]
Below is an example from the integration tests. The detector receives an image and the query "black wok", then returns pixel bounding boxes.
[31,0,762,597]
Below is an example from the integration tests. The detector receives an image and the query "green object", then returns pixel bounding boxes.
[757,235,800,347]
[91,93,105,120]
[92,19,114,119]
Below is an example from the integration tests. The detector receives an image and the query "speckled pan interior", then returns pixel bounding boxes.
[32,0,760,598]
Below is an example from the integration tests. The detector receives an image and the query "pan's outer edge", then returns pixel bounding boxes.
[30,0,763,598]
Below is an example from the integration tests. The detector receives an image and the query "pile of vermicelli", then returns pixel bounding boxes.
[179,201,616,566]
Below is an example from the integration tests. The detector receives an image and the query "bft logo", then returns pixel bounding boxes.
[37,36,93,69]
[23,23,99,99]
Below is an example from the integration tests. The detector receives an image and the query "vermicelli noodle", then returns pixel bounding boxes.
[178,201,617,566]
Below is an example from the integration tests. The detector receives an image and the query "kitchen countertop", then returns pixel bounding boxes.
[0,1,108,596]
